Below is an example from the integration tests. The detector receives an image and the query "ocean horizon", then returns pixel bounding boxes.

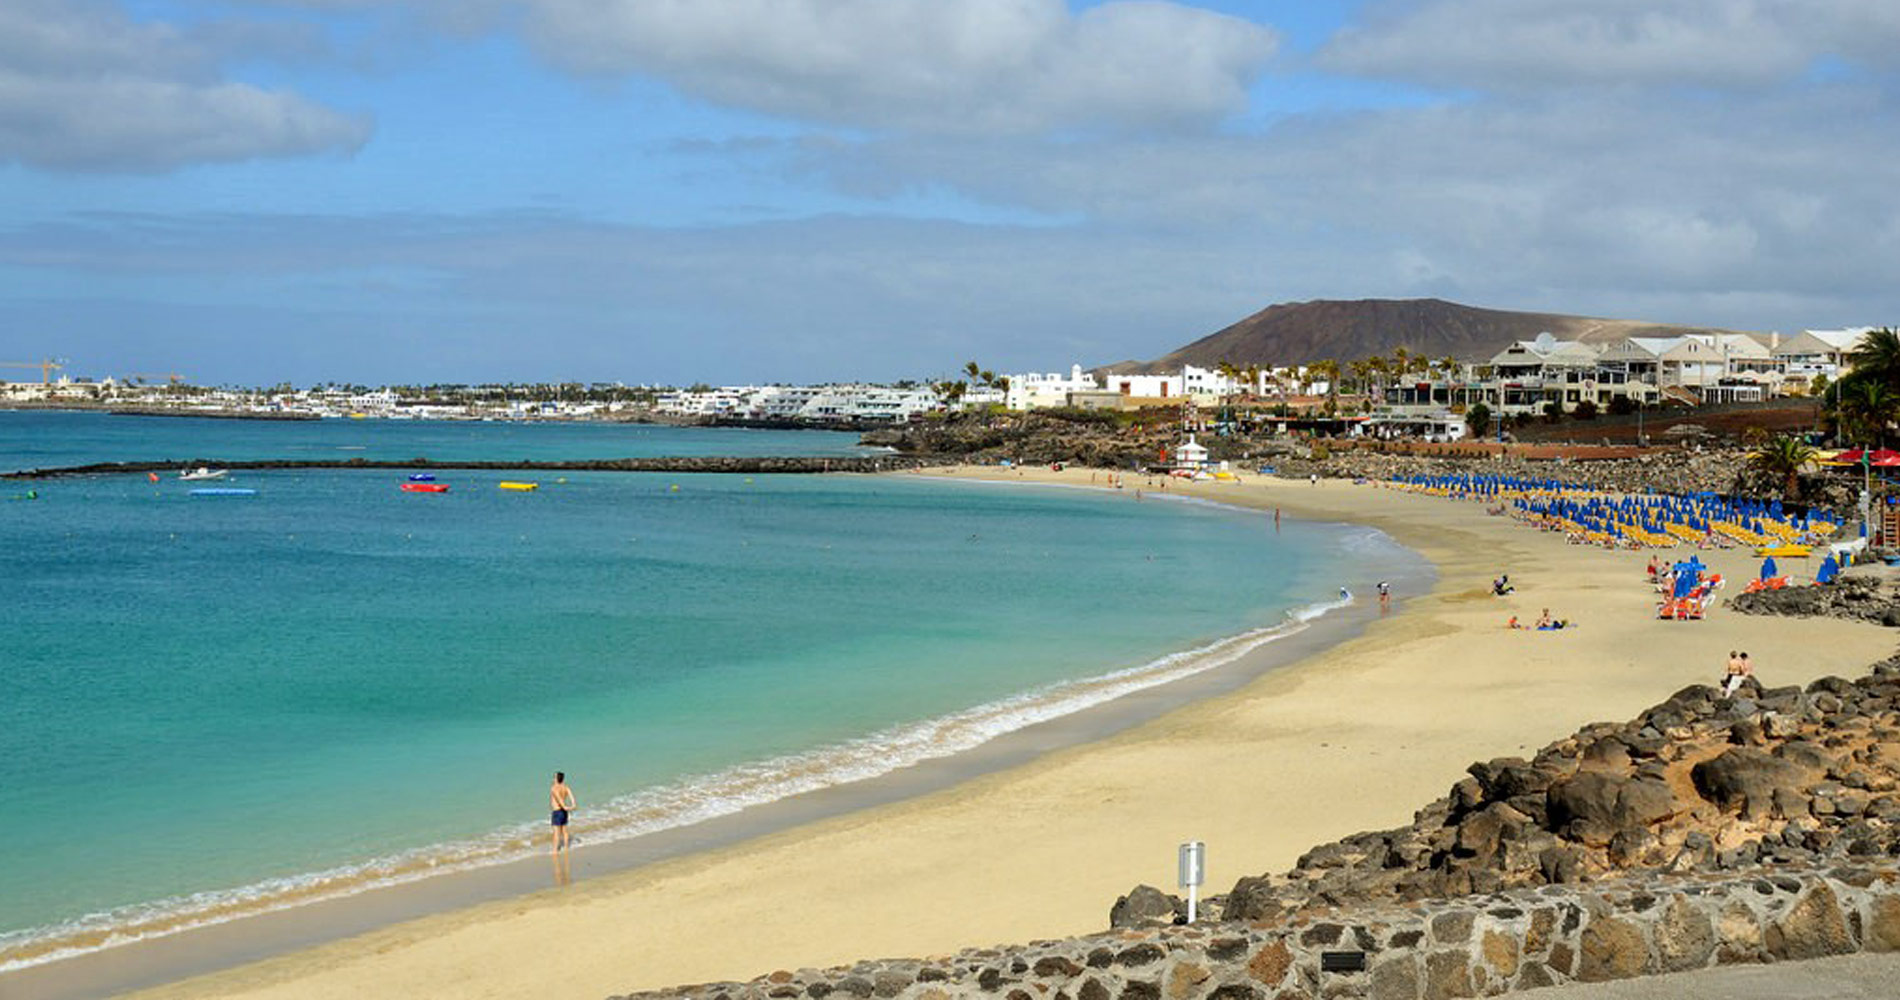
[0,412,1421,974]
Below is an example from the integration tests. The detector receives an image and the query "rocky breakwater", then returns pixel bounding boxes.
[1731,575,1900,627]
[3,455,931,480]
[613,660,1900,1000]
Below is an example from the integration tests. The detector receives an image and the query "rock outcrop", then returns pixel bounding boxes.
[1140,658,1900,928]
[1731,576,1900,627]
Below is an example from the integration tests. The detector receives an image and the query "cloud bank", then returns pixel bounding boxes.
[521,0,1279,134]
[0,0,370,171]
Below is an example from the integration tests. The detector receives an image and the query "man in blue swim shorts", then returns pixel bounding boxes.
[550,771,576,853]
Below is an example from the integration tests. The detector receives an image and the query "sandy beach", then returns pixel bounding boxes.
[66,468,1900,1000]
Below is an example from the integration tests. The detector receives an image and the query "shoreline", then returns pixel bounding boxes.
[13,467,1897,1000]
[2,473,1425,1000]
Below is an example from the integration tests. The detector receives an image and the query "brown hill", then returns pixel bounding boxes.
[1117,298,1751,372]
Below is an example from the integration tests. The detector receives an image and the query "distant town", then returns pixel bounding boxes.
[2,325,1879,442]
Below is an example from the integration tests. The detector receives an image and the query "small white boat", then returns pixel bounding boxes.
[179,467,229,481]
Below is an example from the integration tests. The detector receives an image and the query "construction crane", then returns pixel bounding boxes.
[126,372,188,386]
[1,359,65,384]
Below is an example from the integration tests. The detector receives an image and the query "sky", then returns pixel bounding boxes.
[1,0,1898,387]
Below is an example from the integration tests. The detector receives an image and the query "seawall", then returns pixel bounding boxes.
[619,863,1900,1000]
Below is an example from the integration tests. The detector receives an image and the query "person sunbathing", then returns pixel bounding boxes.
[1535,609,1571,630]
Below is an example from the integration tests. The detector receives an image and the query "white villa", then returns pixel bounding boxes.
[1003,364,1100,410]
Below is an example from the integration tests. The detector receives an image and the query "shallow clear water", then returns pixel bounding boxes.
[0,413,1414,968]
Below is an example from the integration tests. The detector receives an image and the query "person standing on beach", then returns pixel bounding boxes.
[550,771,576,853]
[1377,580,1390,607]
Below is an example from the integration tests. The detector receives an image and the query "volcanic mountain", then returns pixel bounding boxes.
[1113,298,1751,372]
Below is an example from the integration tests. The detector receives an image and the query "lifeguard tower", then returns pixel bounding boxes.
[1173,435,1209,472]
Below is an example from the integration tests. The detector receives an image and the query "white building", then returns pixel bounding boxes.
[1003,364,1099,410]
[1773,327,1873,392]
[1100,371,1185,399]
[1181,364,1238,401]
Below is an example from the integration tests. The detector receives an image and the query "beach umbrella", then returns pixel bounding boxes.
[1761,556,1778,580]
[1817,555,1839,585]
[1674,570,1698,599]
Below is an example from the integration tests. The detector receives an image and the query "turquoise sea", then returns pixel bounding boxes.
[0,411,1416,971]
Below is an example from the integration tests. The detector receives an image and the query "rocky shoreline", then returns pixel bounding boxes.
[616,654,1900,1000]
[1134,656,1900,927]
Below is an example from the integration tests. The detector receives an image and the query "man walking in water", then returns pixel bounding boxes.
[550,771,576,853]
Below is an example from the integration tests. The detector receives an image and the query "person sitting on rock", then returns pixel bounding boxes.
[1723,651,1754,697]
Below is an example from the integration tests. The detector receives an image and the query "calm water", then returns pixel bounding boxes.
[0,412,1413,969]
[0,409,871,473]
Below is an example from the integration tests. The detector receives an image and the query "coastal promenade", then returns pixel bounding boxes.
[82,467,1900,1000]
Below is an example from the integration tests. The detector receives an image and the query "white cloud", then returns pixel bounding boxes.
[1321,0,1900,91]
[0,0,371,171]
[518,0,1278,134]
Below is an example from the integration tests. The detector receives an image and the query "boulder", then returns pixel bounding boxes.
[1691,748,1809,819]
[1221,876,1283,923]
[1467,757,1556,801]
[1108,885,1180,929]
[1612,777,1682,829]
[1547,772,1626,845]
[1453,802,1531,860]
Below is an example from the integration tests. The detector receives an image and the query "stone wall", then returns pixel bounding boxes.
[614,863,1900,1000]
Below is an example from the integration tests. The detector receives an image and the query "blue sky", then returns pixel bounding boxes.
[2,0,1897,387]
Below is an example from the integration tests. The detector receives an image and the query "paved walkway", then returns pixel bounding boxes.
[1530,952,1900,998]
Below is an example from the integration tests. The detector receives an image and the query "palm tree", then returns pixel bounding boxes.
[1363,356,1389,405]
[1389,347,1414,386]
[1309,359,1341,414]
[933,379,966,412]
[1749,436,1818,500]
[1346,359,1373,406]
[1215,360,1242,411]
[1849,327,1900,386]
[1842,380,1896,447]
